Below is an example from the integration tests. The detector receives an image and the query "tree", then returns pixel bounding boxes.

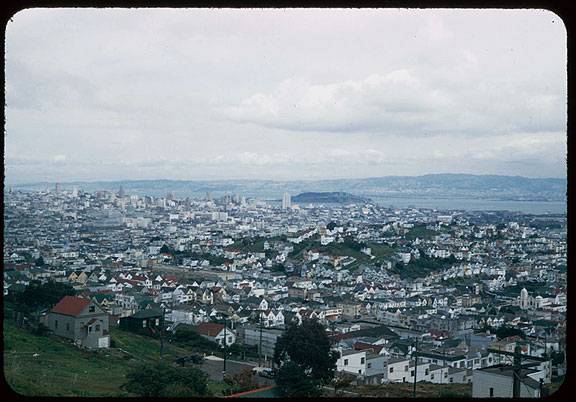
[170,325,219,352]
[276,361,321,397]
[124,362,210,397]
[14,280,76,313]
[159,244,172,254]
[224,368,258,394]
[495,326,525,340]
[332,371,355,396]
[35,256,45,266]
[273,318,338,396]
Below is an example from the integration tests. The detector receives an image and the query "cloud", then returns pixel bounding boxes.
[219,71,453,134]
[219,68,565,136]
[4,8,567,182]
[53,154,67,162]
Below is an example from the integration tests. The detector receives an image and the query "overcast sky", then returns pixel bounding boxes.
[5,8,567,184]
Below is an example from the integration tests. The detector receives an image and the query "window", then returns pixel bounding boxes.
[361,357,365,364]
[66,323,70,331]
[390,367,394,373]
[344,359,349,366]
[142,320,147,328]
[489,388,494,398]
[405,365,409,371]
[444,372,448,378]
[89,305,95,313]
[96,325,100,331]
[367,363,372,369]
[358,370,362,374]
[402,377,406,382]
[54,320,58,329]
[463,376,466,381]
[488,357,492,363]
[89,326,92,332]
[431,374,435,380]
[449,377,453,383]
[425,369,429,375]
[155,318,160,326]
[411,370,415,377]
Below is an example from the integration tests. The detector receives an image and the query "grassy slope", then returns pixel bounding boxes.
[405,225,439,240]
[4,321,224,397]
[4,321,131,396]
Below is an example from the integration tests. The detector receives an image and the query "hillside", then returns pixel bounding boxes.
[10,174,566,202]
[3,321,219,397]
[292,192,370,204]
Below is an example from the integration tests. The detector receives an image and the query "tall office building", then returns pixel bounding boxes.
[282,192,291,210]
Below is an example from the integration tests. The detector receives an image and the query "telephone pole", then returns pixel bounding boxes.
[487,344,549,398]
[160,306,165,357]
[413,338,418,398]
[223,317,227,379]
[513,345,521,398]
[259,312,264,367]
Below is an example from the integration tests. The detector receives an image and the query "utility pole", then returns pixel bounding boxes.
[413,338,418,398]
[539,378,544,398]
[223,317,227,379]
[442,345,446,384]
[488,345,549,398]
[160,306,165,358]
[259,312,263,367]
[512,345,522,398]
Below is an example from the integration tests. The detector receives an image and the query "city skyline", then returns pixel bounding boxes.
[5,8,567,184]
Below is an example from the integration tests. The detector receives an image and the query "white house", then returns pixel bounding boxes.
[337,349,367,376]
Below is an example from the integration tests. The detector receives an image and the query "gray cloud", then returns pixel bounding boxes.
[4,8,567,183]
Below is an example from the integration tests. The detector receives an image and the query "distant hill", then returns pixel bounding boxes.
[292,192,370,204]
[10,174,566,202]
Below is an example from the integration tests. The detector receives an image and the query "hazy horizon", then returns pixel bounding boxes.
[5,8,567,183]
[6,172,568,187]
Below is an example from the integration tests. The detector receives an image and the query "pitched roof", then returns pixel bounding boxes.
[194,322,225,337]
[51,296,92,317]
[354,341,384,354]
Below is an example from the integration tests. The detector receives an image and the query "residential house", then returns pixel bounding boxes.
[45,296,110,349]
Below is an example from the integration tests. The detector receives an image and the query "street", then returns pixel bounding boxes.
[199,356,275,387]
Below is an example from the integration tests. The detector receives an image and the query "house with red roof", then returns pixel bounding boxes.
[46,295,110,349]
[194,322,236,346]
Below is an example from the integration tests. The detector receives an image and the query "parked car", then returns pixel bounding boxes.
[258,368,276,379]
[175,354,204,365]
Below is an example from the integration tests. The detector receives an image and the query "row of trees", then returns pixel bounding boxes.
[7,280,76,314]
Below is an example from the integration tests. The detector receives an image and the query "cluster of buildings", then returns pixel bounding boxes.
[3,187,566,397]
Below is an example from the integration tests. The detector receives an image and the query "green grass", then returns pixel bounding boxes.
[4,320,226,397]
[365,242,395,258]
[405,225,438,240]
[4,320,131,396]
[109,327,193,362]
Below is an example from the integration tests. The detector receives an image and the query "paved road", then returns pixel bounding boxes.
[199,358,275,387]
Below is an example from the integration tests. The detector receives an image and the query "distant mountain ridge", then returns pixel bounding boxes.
[10,174,566,202]
[292,192,370,204]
